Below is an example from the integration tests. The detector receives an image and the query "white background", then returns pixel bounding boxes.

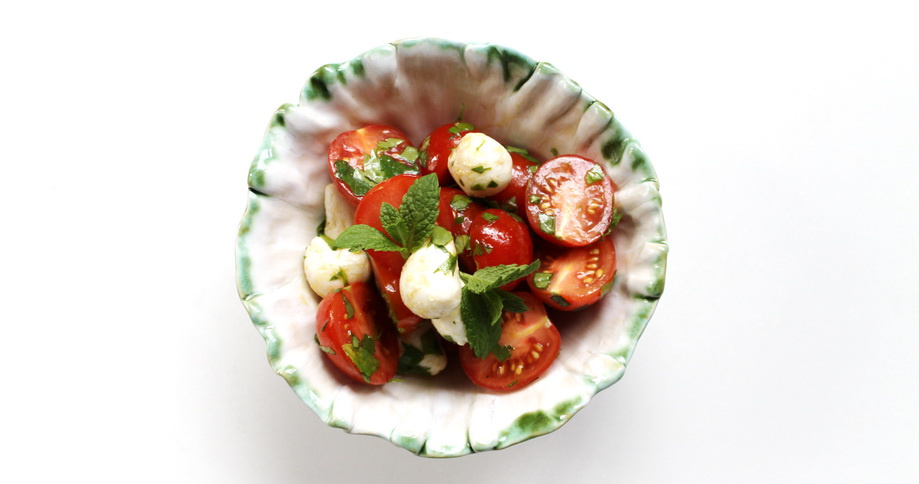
[2,1,918,482]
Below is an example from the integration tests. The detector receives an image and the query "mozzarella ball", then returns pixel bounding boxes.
[431,304,467,346]
[400,240,462,319]
[448,132,513,197]
[323,183,356,238]
[303,236,370,297]
[398,322,447,376]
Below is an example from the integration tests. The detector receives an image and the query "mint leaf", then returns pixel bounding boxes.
[332,224,407,255]
[460,261,540,293]
[494,289,528,313]
[532,271,553,289]
[334,160,374,197]
[343,334,379,383]
[400,174,440,252]
[585,165,605,184]
[506,146,540,164]
[397,345,429,375]
[436,254,457,275]
[379,202,408,247]
[461,290,504,358]
[448,122,475,136]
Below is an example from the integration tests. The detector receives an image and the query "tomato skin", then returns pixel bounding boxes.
[458,292,560,392]
[469,209,534,290]
[315,283,399,385]
[524,155,615,247]
[436,187,485,272]
[418,122,477,185]
[354,175,424,333]
[527,236,617,311]
[328,125,418,205]
[488,151,540,214]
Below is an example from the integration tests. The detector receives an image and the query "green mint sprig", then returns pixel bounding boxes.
[331,174,441,257]
[459,261,540,359]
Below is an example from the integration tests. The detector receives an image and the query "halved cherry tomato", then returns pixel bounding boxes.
[354,175,424,333]
[315,282,399,385]
[418,121,477,185]
[458,292,560,392]
[469,209,534,290]
[436,187,485,272]
[488,149,540,213]
[527,235,616,311]
[328,125,419,205]
[524,155,615,247]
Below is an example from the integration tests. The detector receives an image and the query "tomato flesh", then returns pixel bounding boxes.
[458,292,560,392]
[469,209,534,290]
[488,150,540,213]
[315,282,399,385]
[418,122,477,185]
[436,187,485,272]
[527,236,617,311]
[524,155,614,247]
[354,175,424,333]
[328,124,419,205]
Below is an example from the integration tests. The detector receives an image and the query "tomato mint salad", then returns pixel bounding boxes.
[303,122,620,392]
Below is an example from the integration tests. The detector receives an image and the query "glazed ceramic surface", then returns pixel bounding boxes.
[236,38,668,457]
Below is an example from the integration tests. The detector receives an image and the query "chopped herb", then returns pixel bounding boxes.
[334,160,375,197]
[471,183,485,191]
[550,294,571,307]
[533,271,553,289]
[319,344,336,355]
[450,194,472,211]
[454,235,470,253]
[341,292,355,319]
[507,380,518,388]
[487,180,498,188]
[529,195,542,205]
[448,122,475,136]
[436,254,457,274]
[376,138,404,150]
[585,165,605,184]
[537,212,556,235]
[550,148,559,157]
[401,145,419,162]
[471,165,491,174]
[418,149,428,168]
[314,333,320,344]
[473,243,493,256]
[431,225,453,246]
[600,276,616,296]
[505,146,540,164]
[329,267,349,285]
[481,212,499,223]
[508,212,523,223]
[343,334,379,383]
[453,216,465,225]
[397,345,429,375]
[528,165,538,174]
[316,217,327,236]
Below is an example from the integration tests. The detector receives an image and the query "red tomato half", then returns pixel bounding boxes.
[315,283,399,385]
[469,209,534,290]
[436,187,485,272]
[488,150,540,213]
[354,175,424,333]
[524,155,615,247]
[418,121,477,185]
[328,124,419,205]
[458,292,561,392]
[527,236,617,311]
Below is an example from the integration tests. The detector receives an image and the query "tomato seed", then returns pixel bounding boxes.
[531,351,540,360]
[583,277,595,284]
[596,269,604,277]
[590,249,600,255]
[535,343,544,351]
[587,263,598,269]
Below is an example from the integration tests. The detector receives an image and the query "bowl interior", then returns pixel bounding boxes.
[236,38,667,457]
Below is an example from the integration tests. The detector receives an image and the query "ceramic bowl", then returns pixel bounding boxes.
[236,38,668,457]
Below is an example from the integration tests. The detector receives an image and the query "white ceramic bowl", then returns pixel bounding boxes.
[236,38,668,457]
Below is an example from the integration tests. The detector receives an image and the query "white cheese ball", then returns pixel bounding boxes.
[323,183,355,238]
[431,304,467,346]
[448,132,513,197]
[303,236,370,297]
[400,240,462,319]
